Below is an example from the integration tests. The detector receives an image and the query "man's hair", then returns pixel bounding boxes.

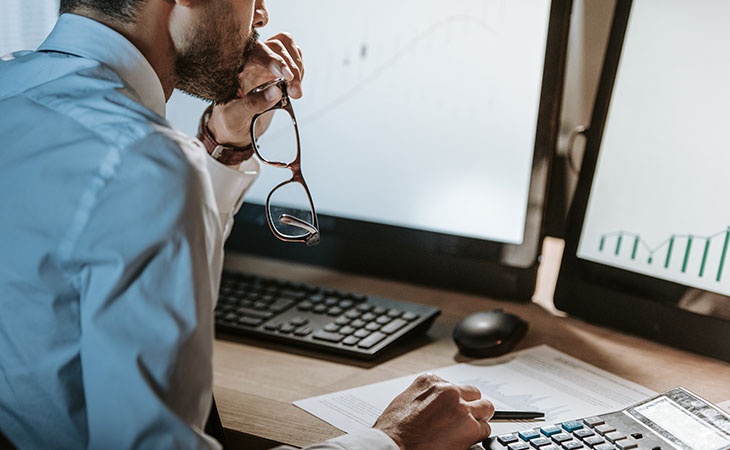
[59,0,147,23]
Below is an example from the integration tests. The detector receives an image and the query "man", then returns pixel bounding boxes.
[0,0,495,448]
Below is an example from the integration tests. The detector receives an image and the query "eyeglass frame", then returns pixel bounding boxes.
[249,78,320,246]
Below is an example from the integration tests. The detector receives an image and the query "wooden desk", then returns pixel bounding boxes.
[213,238,730,448]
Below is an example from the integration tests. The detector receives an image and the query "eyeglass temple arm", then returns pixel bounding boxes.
[279,214,320,246]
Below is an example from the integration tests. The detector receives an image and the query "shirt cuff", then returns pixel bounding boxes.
[203,152,260,217]
[314,429,399,450]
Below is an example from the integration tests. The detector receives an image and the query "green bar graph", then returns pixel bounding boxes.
[632,236,639,260]
[665,236,674,268]
[597,226,730,284]
[717,228,730,282]
[682,236,693,273]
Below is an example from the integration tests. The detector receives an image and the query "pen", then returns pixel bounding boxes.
[492,410,545,420]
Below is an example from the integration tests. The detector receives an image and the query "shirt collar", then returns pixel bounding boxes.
[38,13,166,118]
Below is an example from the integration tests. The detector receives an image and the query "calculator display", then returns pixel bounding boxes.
[629,395,730,450]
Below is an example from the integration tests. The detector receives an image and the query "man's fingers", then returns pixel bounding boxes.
[475,416,492,442]
[455,383,482,402]
[265,39,303,98]
[467,398,495,421]
[268,32,304,78]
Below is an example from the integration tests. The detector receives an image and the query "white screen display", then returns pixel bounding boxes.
[635,397,730,450]
[577,0,730,296]
[168,0,552,244]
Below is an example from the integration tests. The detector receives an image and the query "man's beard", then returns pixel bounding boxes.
[174,4,259,104]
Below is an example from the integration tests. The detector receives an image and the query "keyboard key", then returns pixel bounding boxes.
[297,301,313,311]
[323,323,340,332]
[294,326,312,337]
[313,305,327,314]
[327,307,343,316]
[345,310,361,319]
[335,316,351,325]
[361,312,376,321]
[309,294,324,303]
[375,315,392,325]
[356,303,373,312]
[365,322,381,331]
[561,441,583,450]
[497,434,519,445]
[279,323,295,333]
[357,331,387,349]
[519,429,541,441]
[373,306,387,315]
[531,437,552,448]
[289,317,308,327]
[354,329,371,338]
[350,319,366,328]
[237,316,263,327]
[583,436,603,446]
[312,330,345,343]
[387,308,402,318]
[269,298,294,312]
[236,307,273,319]
[324,297,338,306]
[264,322,281,331]
[561,421,583,432]
[342,336,360,346]
[540,426,561,437]
[338,300,354,309]
[381,318,408,334]
[339,326,355,335]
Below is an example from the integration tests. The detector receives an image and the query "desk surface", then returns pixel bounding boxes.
[213,238,730,448]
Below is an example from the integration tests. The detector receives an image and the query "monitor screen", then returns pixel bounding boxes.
[168,0,553,245]
[576,0,730,299]
[556,0,730,362]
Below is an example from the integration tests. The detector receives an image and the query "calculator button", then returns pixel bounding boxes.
[541,446,559,450]
[540,425,562,436]
[594,444,614,450]
[573,429,594,439]
[605,432,627,443]
[497,434,519,445]
[617,442,637,450]
[583,436,604,446]
[595,425,616,436]
[552,434,572,443]
[561,441,583,450]
[584,417,605,427]
[508,443,530,450]
[531,437,552,448]
[518,429,541,440]
[561,421,583,432]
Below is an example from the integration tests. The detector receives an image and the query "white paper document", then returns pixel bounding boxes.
[294,345,656,438]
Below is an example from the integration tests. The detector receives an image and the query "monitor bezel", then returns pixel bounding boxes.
[554,0,730,362]
[226,0,573,302]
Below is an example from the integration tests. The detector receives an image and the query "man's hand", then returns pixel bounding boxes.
[208,33,304,148]
[374,374,494,450]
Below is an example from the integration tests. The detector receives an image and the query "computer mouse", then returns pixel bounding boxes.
[452,309,528,358]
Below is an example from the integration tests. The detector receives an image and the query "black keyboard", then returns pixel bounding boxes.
[214,270,440,358]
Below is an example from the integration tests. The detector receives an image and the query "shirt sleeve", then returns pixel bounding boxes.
[272,429,399,450]
[200,145,260,239]
[68,133,224,449]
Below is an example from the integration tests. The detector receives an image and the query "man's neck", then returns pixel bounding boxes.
[70,6,177,101]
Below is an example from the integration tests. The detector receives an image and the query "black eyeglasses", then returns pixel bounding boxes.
[250,78,320,246]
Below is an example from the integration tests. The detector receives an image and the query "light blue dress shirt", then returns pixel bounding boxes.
[0,13,397,450]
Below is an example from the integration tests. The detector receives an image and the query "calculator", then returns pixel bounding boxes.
[485,387,730,450]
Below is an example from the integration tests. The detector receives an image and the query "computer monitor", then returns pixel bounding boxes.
[168,0,573,301]
[555,0,730,362]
